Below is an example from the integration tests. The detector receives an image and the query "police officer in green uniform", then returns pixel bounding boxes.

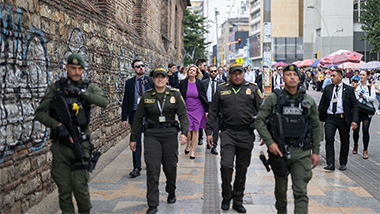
[129,68,189,214]
[206,64,263,213]
[35,53,109,214]
[255,65,320,214]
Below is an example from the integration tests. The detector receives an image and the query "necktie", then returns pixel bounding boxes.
[212,79,215,95]
[139,79,143,97]
[332,85,338,114]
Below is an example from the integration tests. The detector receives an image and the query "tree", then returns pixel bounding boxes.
[183,9,211,66]
[359,0,380,53]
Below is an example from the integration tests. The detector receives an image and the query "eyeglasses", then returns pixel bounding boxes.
[278,69,283,71]
[134,64,145,68]
[210,70,217,73]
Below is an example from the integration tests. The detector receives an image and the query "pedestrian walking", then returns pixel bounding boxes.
[122,59,154,178]
[35,53,109,213]
[201,64,225,155]
[317,70,325,91]
[318,69,358,171]
[375,75,380,115]
[244,65,255,83]
[353,70,376,159]
[129,67,189,214]
[272,65,284,90]
[167,63,179,88]
[178,65,208,159]
[206,63,263,213]
[255,64,321,214]
[196,59,209,145]
[178,67,186,82]
[217,66,227,82]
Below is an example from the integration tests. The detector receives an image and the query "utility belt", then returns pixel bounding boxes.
[145,121,180,132]
[284,138,311,150]
[222,124,250,131]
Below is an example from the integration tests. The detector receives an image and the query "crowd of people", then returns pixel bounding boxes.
[34,53,379,214]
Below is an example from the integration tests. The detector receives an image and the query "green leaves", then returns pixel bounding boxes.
[183,9,211,66]
[359,0,380,53]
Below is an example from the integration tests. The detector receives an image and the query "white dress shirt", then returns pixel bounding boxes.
[206,78,217,103]
[244,71,255,82]
[327,82,344,114]
[273,72,283,90]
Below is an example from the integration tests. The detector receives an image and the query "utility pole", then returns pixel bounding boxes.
[215,8,219,66]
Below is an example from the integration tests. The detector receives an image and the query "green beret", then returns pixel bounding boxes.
[229,63,244,73]
[283,64,301,78]
[67,53,85,68]
[152,67,168,77]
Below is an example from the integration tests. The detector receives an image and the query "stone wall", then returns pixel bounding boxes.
[0,0,189,213]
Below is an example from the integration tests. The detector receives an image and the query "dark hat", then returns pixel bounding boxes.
[229,63,244,73]
[283,64,301,78]
[67,53,85,68]
[152,68,168,77]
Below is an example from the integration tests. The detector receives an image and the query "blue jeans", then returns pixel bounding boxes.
[376,93,380,110]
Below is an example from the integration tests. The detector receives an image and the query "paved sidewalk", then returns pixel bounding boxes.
[27,134,380,214]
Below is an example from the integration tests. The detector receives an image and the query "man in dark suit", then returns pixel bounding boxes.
[318,69,358,171]
[122,59,154,177]
[196,58,209,145]
[168,63,179,88]
[216,66,227,82]
[255,68,263,93]
[201,65,225,155]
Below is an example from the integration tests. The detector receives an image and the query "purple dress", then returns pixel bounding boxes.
[185,82,206,131]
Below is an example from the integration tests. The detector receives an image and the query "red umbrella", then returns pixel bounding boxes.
[291,60,301,65]
[272,62,288,67]
[320,50,363,66]
[297,59,315,67]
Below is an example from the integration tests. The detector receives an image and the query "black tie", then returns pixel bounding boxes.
[333,85,338,114]
[211,79,215,95]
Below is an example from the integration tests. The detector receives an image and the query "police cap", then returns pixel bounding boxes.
[152,67,169,77]
[229,63,244,73]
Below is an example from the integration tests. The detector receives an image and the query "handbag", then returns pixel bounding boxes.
[357,102,376,115]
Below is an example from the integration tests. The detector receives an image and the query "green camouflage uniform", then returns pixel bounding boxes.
[255,88,320,214]
[35,78,108,214]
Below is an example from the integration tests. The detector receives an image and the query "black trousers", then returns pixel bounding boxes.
[220,129,254,205]
[325,115,350,166]
[144,127,178,207]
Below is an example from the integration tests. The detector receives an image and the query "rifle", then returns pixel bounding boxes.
[260,112,289,179]
[50,96,87,164]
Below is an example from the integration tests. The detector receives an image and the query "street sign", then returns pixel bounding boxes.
[236,57,244,64]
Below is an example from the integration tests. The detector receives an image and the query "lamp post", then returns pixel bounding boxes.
[307,5,332,53]
[215,8,219,65]
[329,29,343,54]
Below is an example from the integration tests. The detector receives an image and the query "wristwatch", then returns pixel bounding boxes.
[80,88,87,95]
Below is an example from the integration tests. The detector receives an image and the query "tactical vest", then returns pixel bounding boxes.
[49,78,91,132]
[274,88,311,149]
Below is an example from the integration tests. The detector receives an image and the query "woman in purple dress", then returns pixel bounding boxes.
[178,65,209,159]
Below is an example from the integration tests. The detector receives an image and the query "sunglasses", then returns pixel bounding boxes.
[278,69,283,71]
[210,70,217,73]
[134,64,145,68]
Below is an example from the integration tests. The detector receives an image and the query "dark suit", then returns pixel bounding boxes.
[318,83,358,167]
[122,75,154,170]
[255,73,263,93]
[201,70,210,80]
[201,78,225,145]
[168,72,179,88]
[216,74,227,82]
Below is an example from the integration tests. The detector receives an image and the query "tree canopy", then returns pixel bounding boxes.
[359,0,380,53]
[183,9,210,66]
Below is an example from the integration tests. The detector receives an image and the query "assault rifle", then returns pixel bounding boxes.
[260,112,289,179]
[50,96,86,164]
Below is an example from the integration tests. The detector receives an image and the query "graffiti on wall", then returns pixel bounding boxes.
[0,3,50,162]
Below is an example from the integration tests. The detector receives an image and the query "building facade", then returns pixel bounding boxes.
[0,0,189,213]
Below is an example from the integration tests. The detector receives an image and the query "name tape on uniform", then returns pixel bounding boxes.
[144,99,155,103]
[221,90,232,95]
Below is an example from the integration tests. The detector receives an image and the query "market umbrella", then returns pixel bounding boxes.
[320,50,363,66]
[272,61,288,67]
[297,59,315,67]
[291,60,301,65]
[360,61,380,70]
[338,61,366,70]
[311,59,320,67]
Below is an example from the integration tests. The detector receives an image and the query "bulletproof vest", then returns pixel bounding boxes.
[49,78,91,130]
[274,88,310,142]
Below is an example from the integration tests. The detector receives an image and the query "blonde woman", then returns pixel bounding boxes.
[178,65,208,159]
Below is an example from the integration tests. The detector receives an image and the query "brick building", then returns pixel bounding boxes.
[0,0,190,213]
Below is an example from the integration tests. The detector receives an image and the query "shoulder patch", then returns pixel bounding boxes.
[257,89,263,98]
[225,83,230,87]
[250,81,257,86]
[218,82,226,86]
[170,88,179,92]
[145,88,153,92]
